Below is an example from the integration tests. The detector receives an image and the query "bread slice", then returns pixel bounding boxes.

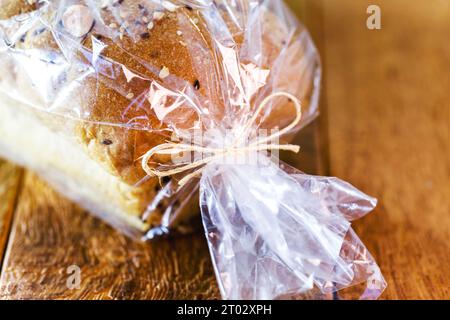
[0,91,150,235]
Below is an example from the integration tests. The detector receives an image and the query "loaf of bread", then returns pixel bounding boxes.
[0,0,320,238]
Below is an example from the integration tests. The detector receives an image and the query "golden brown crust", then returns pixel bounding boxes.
[77,7,206,184]
[74,7,211,219]
[0,0,37,20]
[74,4,296,184]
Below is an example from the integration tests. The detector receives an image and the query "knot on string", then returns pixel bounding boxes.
[141,92,302,187]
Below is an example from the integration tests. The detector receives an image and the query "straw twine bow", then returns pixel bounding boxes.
[141,92,302,187]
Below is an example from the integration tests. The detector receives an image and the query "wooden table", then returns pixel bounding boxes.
[0,0,449,300]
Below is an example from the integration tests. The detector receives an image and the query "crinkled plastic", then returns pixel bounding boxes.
[0,0,385,299]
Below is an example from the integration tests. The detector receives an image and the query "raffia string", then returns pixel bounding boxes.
[141,92,302,187]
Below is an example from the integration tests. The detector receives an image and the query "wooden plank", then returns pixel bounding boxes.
[0,170,221,299]
[323,0,450,299]
[0,160,22,269]
[286,0,330,176]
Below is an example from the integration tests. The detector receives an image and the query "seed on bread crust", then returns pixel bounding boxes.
[158,66,170,79]
[153,11,165,21]
[62,5,94,38]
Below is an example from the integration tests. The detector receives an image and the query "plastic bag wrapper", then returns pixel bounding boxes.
[0,0,386,299]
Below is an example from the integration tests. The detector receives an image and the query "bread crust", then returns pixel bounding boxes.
[0,0,38,20]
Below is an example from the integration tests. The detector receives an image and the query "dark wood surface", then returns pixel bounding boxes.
[0,170,220,299]
[322,0,450,299]
[0,0,449,299]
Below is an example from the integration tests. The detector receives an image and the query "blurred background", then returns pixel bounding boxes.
[0,0,448,299]
[287,0,450,299]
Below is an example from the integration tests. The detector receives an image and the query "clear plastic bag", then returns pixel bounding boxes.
[0,0,385,299]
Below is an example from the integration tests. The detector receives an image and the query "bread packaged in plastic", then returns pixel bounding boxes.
[0,0,385,299]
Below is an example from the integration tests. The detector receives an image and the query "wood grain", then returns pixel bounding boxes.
[0,161,22,268]
[285,0,329,176]
[0,171,220,300]
[323,0,450,299]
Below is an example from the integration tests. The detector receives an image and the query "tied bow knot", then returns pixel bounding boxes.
[141,92,303,187]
